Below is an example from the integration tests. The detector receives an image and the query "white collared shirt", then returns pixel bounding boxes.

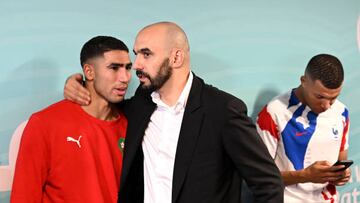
[142,72,193,203]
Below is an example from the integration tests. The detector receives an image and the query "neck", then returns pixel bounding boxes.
[157,70,190,107]
[82,100,119,121]
[294,85,306,105]
[81,83,119,121]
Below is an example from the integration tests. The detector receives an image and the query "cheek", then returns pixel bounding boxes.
[94,74,112,88]
[144,67,156,77]
[310,99,323,110]
[126,71,132,80]
[305,95,319,107]
[148,61,162,73]
[99,71,116,81]
[309,98,321,105]
[94,78,105,89]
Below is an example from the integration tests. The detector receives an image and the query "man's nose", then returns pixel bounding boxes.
[321,100,331,110]
[118,68,131,83]
[133,56,142,70]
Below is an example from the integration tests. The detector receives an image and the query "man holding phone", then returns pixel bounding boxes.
[256,54,351,202]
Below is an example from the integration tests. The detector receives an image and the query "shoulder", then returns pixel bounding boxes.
[329,99,349,117]
[332,99,347,110]
[194,76,247,111]
[129,85,153,104]
[264,90,292,115]
[209,85,246,108]
[31,100,78,120]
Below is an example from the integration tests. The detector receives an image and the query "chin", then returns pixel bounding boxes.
[313,110,324,114]
[109,97,124,104]
[140,83,152,90]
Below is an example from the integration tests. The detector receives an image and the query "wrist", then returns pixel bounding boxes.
[298,169,309,183]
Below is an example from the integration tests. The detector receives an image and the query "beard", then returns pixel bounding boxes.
[136,58,172,91]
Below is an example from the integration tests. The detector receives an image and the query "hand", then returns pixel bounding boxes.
[63,73,91,105]
[329,168,351,186]
[302,161,346,184]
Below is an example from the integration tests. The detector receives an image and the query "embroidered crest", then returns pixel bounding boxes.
[332,127,339,140]
[118,137,125,154]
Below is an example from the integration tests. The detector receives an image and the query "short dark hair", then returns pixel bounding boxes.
[305,54,344,89]
[80,36,129,67]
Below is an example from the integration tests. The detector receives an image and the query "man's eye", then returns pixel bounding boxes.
[110,66,119,70]
[126,64,132,70]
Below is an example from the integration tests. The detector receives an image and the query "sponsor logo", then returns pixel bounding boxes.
[295,131,306,136]
[66,135,82,148]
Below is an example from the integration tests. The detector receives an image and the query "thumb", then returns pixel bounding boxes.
[316,160,332,166]
[74,73,84,82]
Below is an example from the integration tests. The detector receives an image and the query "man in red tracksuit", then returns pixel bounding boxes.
[11,36,131,203]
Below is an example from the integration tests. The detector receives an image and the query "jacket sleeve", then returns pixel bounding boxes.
[222,98,284,203]
[11,115,50,203]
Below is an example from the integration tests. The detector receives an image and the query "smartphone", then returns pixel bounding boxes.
[333,160,353,171]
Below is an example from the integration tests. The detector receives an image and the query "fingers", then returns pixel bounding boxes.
[332,166,346,173]
[74,73,84,82]
[65,87,90,105]
[314,160,332,166]
[309,161,332,172]
[64,88,90,105]
[334,181,347,186]
[338,168,351,180]
[327,168,351,185]
[77,91,91,105]
[306,161,352,185]
[330,176,351,186]
[65,73,83,84]
[64,73,91,105]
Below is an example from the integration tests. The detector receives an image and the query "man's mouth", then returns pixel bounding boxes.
[113,87,127,96]
[136,70,149,79]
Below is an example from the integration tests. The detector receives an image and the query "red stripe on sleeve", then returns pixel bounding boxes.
[257,105,279,140]
[340,117,349,151]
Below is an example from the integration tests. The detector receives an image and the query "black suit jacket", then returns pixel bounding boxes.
[119,74,283,203]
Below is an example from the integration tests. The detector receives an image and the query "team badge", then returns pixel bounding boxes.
[332,127,339,140]
[118,137,125,154]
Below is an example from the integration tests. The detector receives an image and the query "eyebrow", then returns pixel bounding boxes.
[133,48,152,55]
[316,93,339,100]
[107,62,132,68]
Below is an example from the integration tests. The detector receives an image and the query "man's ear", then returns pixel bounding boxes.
[83,64,95,81]
[300,75,309,88]
[170,49,184,68]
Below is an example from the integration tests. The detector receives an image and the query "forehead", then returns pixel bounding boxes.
[134,28,166,51]
[311,79,342,97]
[102,50,130,62]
